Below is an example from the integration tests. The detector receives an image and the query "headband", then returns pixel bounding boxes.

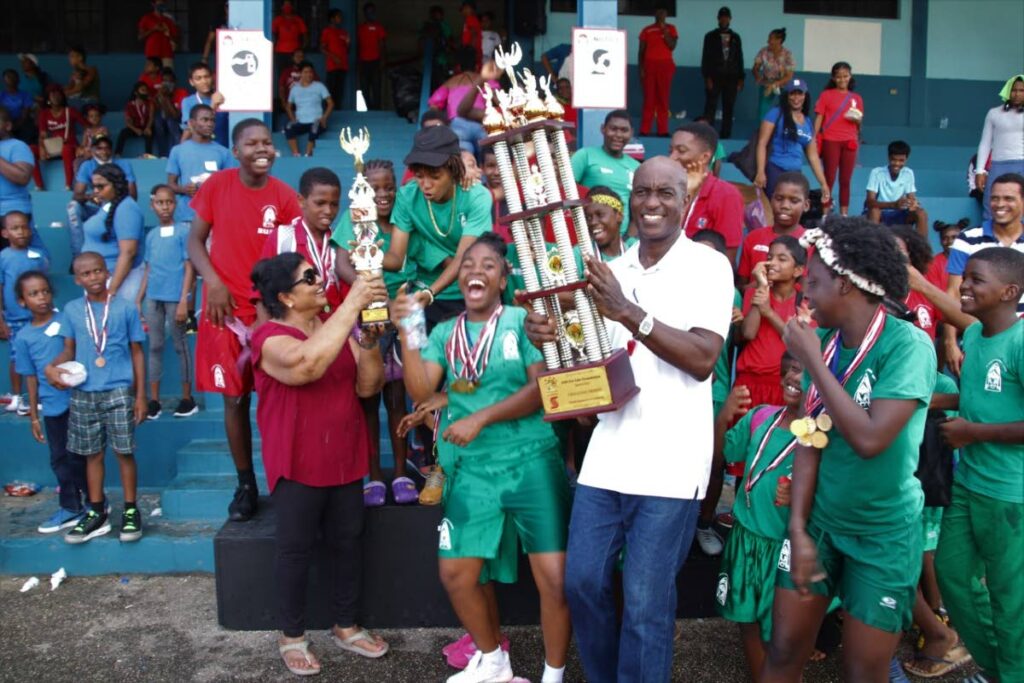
[800,228,886,297]
[999,74,1024,102]
[589,193,623,213]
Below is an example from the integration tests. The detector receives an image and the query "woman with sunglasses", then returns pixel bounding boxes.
[80,164,145,304]
[249,252,391,676]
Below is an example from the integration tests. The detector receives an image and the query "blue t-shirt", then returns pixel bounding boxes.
[74,159,136,193]
[542,43,571,75]
[0,137,34,215]
[0,246,49,323]
[0,90,34,121]
[764,106,813,171]
[165,140,236,221]
[288,81,331,123]
[13,313,71,417]
[61,296,146,392]
[144,223,189,302]
[81,197,145,271]
[180,92,230,148]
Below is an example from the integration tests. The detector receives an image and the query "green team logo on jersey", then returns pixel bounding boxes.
[438,518,453,550]
[502,331,519,361]
[853,370,876,409]
[985,360,1003,393]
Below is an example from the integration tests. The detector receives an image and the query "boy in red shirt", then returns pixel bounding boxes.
[460,1,483,71]
[357,3,387,110]
[638,8,678,137]
[737,171,809,287]
[320,9,350,106]
[186,119,301,521]
[272,1,308,72]
[137,2,179,68]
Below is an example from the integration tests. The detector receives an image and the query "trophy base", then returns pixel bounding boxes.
[536,348,639,421]
[361,306,390,327]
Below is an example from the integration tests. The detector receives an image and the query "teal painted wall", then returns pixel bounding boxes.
[926,0,1024,81]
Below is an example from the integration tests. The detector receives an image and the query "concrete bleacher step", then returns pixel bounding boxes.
[175,438,263,475]
[161,473,268,522]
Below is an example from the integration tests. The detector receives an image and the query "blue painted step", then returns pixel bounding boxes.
[175,438,264,475]
[161,473,268,522]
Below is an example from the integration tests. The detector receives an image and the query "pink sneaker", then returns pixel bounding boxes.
[442,632,511,670]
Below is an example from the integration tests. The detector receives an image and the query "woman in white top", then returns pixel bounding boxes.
[975,75,1024,220]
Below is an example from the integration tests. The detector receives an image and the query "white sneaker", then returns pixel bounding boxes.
[446,649,514,683]
[5,395,23,413]
[696,525,724,556]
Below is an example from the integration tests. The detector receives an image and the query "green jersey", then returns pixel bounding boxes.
[712,289,743,404]
[330,214,413,298]
[724,406,797,540]
[933,372,959,419]
[423,306,557,457]
[391,182,492,300]
[810,317,936,535]
[571,146,639,235]
[957,320,1024,503]
[599,236,638,263]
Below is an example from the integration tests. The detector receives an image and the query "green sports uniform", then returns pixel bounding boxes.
[330,213,414,298]
[776,317,937,633]
[390,182,492,300]
[936,320,1024,681]
[712,289,743,415]
[422,306,570,579]
[571,146,639,235]
[717,406,797,641]
[598,236,638,263]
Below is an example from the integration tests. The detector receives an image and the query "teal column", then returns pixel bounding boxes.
[227,0,273,135]
[577,0,618,149]
[908,0,929,126]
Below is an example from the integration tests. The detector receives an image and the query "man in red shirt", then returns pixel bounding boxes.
[187,119,301,522]
[670,123,744,265]
[320,9,350,106]
[357,3,387,110]
[460,1,483,71]
[137,1,179,68]
[638,8,678,137]
[272,1,308,72]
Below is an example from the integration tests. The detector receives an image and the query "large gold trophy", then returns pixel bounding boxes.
[339,127,389,326]
[481,45,638,420]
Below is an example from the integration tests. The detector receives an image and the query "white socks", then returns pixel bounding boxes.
[541,662,565,683]
[481,647,505,666]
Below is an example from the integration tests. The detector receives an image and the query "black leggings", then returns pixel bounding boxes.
[273,478,364,637]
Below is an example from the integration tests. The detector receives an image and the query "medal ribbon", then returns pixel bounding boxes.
[743,408,798,505]
[83,293,111,359]
[302,220,335,286]
[445,305,503,384]
[803,305,887,417]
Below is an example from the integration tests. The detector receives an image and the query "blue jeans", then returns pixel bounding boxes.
[565,484,701,683]
[450,116,485,159]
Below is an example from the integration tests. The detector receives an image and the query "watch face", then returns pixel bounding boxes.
[639,315,654,335]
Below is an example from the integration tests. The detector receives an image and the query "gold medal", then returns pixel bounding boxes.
[815,413,833,432]
[803,417,817,434]
[450,378,478,394]
[94,357,106,368]
[810,431,829,449]
[790,419,808,438]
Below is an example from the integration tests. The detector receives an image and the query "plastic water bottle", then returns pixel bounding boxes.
[939,116,949,129]
[401,299,428,350]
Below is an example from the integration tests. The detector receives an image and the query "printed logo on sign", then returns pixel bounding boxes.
[985,360,1003,393]
[778,539,791,572]
[438,518,453,550]
[259,205,279,235]
[212,364,226,389]
[716,574,729,606]
[879,596,897,610]
[853,370,875,409]
[503,331,519,361]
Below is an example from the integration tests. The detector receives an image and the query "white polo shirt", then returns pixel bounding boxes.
[578,234,734,500]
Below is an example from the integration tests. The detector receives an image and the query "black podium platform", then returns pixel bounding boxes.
[215,498,721,630]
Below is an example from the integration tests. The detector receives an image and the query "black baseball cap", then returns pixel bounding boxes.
[404,126,461,167]
[718,6,732,17]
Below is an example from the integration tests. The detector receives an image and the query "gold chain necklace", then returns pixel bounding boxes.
[426,187,458,238]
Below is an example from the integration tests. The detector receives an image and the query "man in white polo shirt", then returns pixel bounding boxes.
[526,156,734,682]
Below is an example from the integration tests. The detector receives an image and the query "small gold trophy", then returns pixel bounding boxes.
[339,127,389,326]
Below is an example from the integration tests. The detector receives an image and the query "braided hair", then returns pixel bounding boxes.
[92,164,130,242]
[410,155,465,184]
[816,216,909,301]
[363,158,395,177]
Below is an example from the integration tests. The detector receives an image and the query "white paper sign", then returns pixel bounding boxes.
[571,27,627,110]
[216,29,274,112]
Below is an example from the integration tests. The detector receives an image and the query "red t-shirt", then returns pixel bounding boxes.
[926,253,949,293]
[272,14,308,54]
[252,322,369,493]
[905,290,940,340]
[190,169,302,318]
[462,14,482,68]
[738,225,806,280]
[639,23,678,63]
[682,174,745,248]
[257,218,348,320]
[278,66,302,95]
[814,89,863,143]
[37,107,85,141]
[125,99,152,129]
[138,12,179,59]
[139,72,163,91]
[357,21,387,62]
[320,26,350,71]
[738,288,800,376]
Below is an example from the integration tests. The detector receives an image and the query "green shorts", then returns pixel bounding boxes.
[717,521,783,642]
[922,506,943,553]
[438,438,570,582]
[776,518,923,633]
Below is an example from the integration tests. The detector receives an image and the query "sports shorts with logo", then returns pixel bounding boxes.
[195,310,257,395]
[717,521,784,642]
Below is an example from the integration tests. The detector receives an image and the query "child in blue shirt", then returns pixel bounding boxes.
[1,211,49,415]
[12,270,87,533]
[45,252,147,545]
[138,185,196,420]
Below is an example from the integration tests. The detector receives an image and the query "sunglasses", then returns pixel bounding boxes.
[291,267,319,288]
